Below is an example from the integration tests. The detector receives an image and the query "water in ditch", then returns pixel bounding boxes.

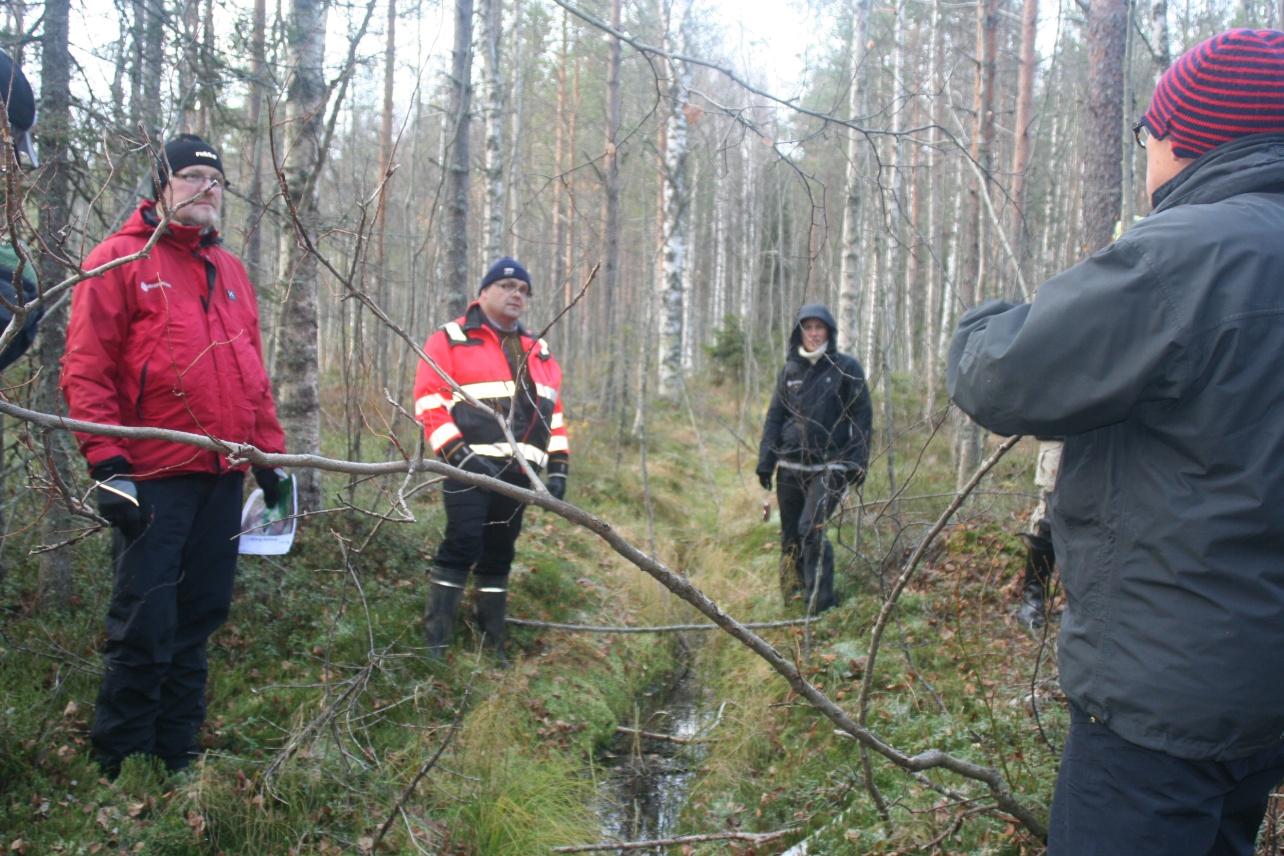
[594,637,712,853]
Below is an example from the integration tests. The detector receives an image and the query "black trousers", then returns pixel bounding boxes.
[776,467,845,611]
[434,465,531,579]
[1050,702,1284,855]
[91,472,244,772]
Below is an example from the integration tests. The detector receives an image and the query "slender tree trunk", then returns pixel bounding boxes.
[274,0,329,510]
[1084,0,1128,253]
[244,0,267,281]
[656,12,690,401]
[923,0,945,420]
[837,0,871,354]
[955,0,999,487]
[601,0,623,415]
[480,0,504,260]
[1010,0,1038,281]
[443,0,473,316]
[36,0,74,609]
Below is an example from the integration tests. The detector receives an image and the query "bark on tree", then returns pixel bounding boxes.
[274,0,330,511]
[480,0,505,261]
[1084,0,1129,254]
[656,11,691,401]
[36,0,75,608]
[1010,0,1039,281]
[837,0,871,354]
[601,0,623,415]
[442,0,473,316]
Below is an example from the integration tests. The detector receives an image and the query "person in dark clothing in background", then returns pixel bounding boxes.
[0,48,43,372]
[757,304,872,613]
[949,29,1284,855]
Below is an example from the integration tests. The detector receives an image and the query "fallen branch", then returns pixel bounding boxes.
[552,827,795,852]
[506,616,818,633]
[614,726,711,745]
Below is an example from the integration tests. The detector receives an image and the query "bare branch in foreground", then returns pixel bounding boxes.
[505,617,818,633]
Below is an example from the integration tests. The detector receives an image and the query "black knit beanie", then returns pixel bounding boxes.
[479,257,532,295]
[154,134,224,197]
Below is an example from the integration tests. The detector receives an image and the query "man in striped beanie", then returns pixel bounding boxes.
[947,29,1284,853]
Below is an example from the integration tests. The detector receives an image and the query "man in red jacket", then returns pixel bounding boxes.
[413,257,569,661]
[61,134,287,775]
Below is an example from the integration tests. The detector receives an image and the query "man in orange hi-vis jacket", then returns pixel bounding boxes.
[412,257,568,661]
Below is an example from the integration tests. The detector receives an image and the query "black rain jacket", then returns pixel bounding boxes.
[757,304,872,479]
[948,134,1284,761]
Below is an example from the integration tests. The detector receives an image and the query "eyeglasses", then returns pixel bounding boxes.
[171,170,227,189]
[494,280,531,298]
[1132,120,1149,150]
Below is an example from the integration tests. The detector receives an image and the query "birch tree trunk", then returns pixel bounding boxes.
[837,0,871,354]
[480,0,504,260]
[274,0,329,511]
[656,14,691,401]
[442,0,474,315]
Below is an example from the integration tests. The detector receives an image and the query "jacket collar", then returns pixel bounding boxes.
[463,301,527,337]
[133,200,223,252]
[1151,133,1284,212]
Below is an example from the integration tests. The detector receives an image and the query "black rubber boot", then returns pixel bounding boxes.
[474,573,509,665]
[803,539,836,613]
[778,549,802,605]
[1017,532,1055,632]
[424,567,467,659]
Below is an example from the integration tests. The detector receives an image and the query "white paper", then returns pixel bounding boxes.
[238,474,297,555]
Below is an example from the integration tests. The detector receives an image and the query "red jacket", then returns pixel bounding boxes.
[413,303,568,469]
[60,202,286,478]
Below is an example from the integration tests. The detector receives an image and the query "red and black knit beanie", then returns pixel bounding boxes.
[1143,28,1284,159]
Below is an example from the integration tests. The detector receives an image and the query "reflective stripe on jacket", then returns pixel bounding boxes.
[60,202,286,477]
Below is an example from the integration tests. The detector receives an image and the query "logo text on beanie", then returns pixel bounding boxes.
[195,150,217,160]
[504,267,514,276]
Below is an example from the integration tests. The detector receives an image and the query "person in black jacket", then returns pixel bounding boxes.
[757,304,872,612]
[0,48,42,373]
[949,29,1284,854]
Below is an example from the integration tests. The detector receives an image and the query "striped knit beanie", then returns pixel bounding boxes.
[1143,29,1284,159]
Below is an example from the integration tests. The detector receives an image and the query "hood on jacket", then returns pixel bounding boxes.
[789,303,838,356]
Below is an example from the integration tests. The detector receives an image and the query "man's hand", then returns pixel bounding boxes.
[254,467,287,508]
[91,456,145,539]
[547,473,567,501]
[757,469,773,491]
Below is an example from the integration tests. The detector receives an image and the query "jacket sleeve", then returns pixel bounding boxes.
[947,233,1183,438]
[243,278,287,455]
[546,357,569,469]
[60,243,134,468]
[841,357,873,474]
[413,329,464,457]
[757,368,787,475]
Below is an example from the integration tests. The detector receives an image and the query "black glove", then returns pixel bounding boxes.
[545,455,569,501]
[547,474,567,501]
[91,456,145,538]
[446,443,502,479]
[757,469,773,491]
[254,467,286,508]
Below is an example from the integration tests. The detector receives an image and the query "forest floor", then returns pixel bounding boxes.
[4,377,1266,854]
